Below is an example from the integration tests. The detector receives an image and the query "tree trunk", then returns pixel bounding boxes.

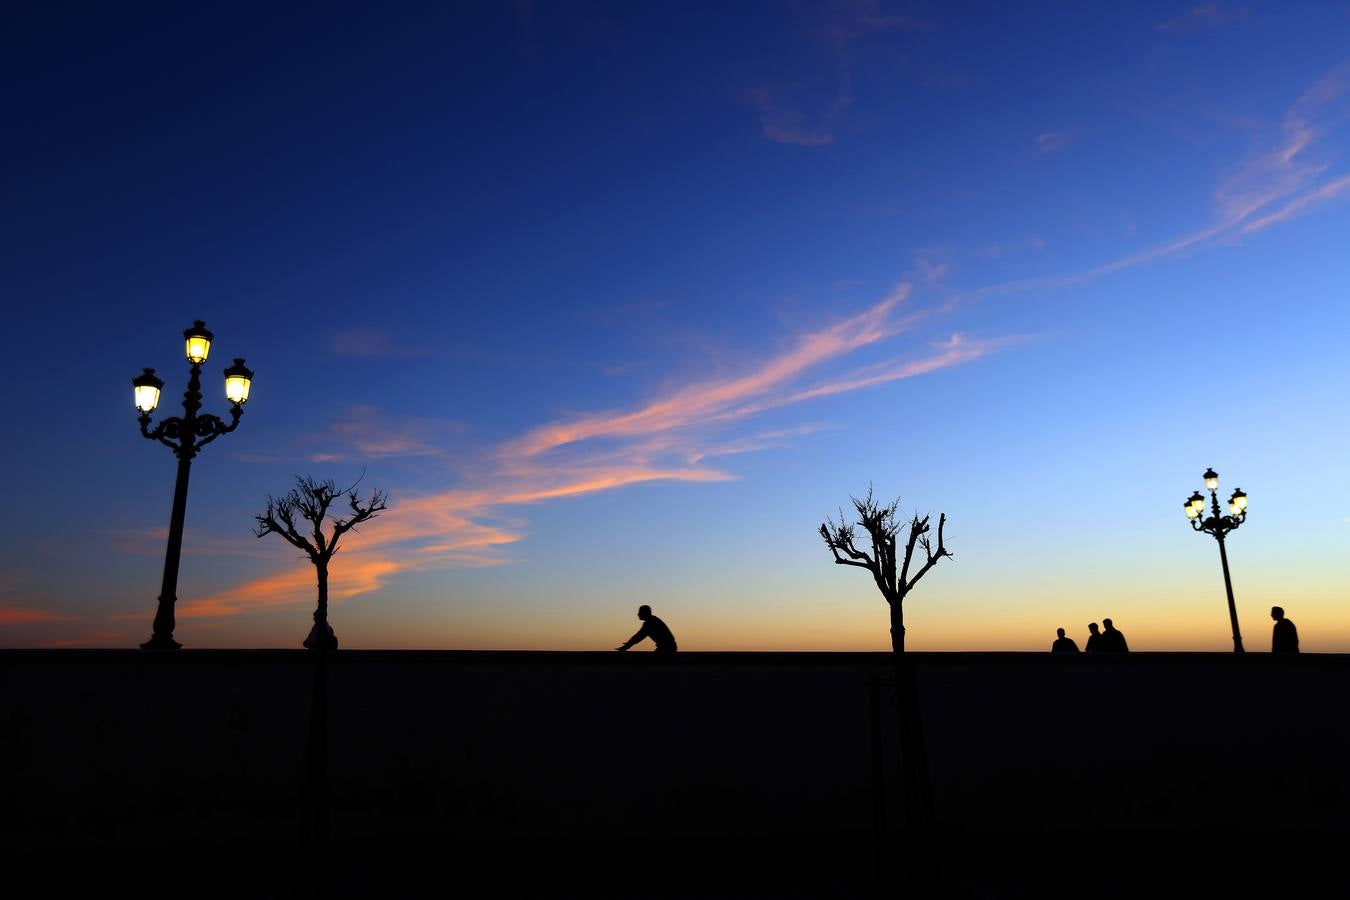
[316,562,329,631]
[889,600,905,654]
[304,561,337,651]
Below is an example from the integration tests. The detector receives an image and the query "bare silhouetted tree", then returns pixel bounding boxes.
[819,486,951,887]
[255,475,387,649]
[254,475,385,895]
[819,486,950,653]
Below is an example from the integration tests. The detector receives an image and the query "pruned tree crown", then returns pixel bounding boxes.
[819,485,951,610]
[255,475,388,564]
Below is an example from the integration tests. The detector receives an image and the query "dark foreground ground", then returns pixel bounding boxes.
[11,832,1335,898]
[3,650,1344,897]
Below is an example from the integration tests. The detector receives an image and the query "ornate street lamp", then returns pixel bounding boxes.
[1183,467,1248,653]
[133,321,254,649]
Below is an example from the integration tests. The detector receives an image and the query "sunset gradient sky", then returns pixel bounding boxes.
[3,2,1349,651]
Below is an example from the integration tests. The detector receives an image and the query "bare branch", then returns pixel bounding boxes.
[904,512,952,592]
[821,487,952,621]
[821,517,876,568]
[329,488,389,552]
[254,493,318,557]
[821,523,875,570]
[255,476,387,563]
[850,486,902,541]
[821,493,901,601]
[290,476,337,557]
[898,514,927,587]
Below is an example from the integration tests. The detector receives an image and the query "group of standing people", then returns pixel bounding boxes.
[1052,619,1129,654]
[1051,607,1300,653]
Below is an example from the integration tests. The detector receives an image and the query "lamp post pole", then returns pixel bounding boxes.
[133,321,254,650]
[1184,468,1248,653]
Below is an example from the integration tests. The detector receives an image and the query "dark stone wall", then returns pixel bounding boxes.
[2,650,1345,895]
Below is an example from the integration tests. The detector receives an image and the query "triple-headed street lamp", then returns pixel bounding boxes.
[132,321,254,649]
[1184,467,1249,653]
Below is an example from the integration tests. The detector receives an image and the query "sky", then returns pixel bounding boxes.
[3,1,1349,652]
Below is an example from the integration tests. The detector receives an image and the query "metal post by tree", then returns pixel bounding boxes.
[133,321,254,650]
[1183,467,1249,653]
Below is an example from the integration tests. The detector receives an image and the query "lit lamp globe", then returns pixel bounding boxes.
[1203,468,1219,492]
[223,358,254,406]
[133,368,165,414]
[184,320,214,365]
[1229,488,1248,515]
[1186,491,1206,519]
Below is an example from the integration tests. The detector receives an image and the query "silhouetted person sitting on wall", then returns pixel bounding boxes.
[616,604,677,653]
[1100,618,1129,652]
[1271,606,1299,653]
[1051,627,1079,654]
[1084,622,1103,652]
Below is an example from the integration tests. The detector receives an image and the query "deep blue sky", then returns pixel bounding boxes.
[4,2,1349,650]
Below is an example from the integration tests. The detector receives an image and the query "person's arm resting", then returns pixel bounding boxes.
[616,623,649,651]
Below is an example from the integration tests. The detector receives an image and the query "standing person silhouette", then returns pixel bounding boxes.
[1100,618,1129,652]
[616,605,678,653]
[1271,606,1299,653]
[1084,622,1103,653]
[1051,627,1080,654]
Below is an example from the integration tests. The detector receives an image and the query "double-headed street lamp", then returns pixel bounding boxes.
[1184,467,1249,653]
[132,321,254,650]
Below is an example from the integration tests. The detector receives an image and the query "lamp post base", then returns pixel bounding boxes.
[139,634,182,650]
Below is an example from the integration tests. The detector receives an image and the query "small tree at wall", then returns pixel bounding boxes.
[819,486,951,654]
[818,485,952,884]
[255,475,387,649]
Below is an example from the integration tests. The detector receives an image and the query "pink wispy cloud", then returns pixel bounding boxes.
[37,630,129,648]
[747,1,923,147]
[331,326,425,358]
[313,405,463,461]
[778,334,1021,404]
[915,258,948,283]
[106,526,277,559]
[0,602,76,625]
[179,465,739,618]
[185,283,1009,618]
[1155,2,1243,32]
[1216,61,1350,229]
[746,85,842,147]
[181,556,406,618]
[505,285,912,458]
[821,0,926,49]
[972,62,1350,300]
[1036,131,1075,155]
[1238,172,1350,234]
[243,405,467,465]
[685,425,829,465]
[0,578,77,625]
